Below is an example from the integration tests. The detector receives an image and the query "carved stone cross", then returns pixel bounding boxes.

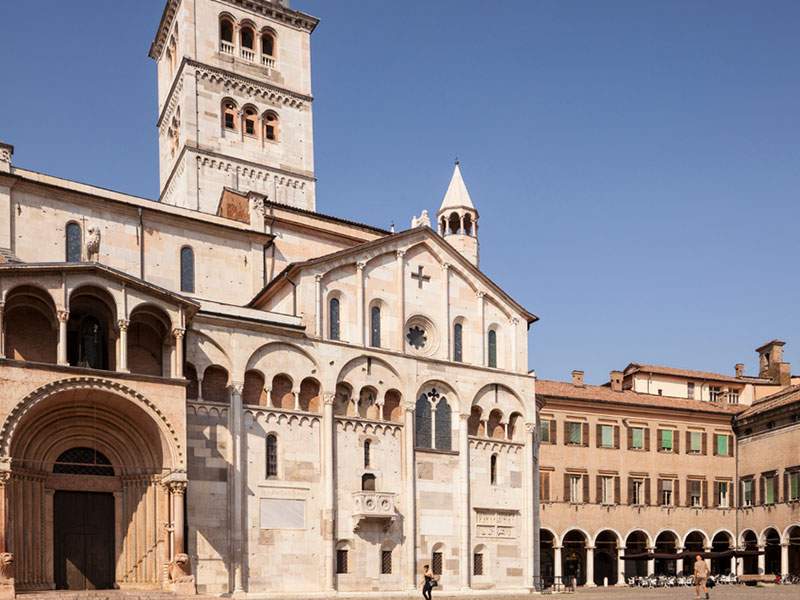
[411,265,431,289]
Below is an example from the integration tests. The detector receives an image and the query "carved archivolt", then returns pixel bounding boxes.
[0,377,184,469]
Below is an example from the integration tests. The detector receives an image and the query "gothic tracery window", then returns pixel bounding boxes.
[180,246,195,293]
[406,325,426,349]
[415,394,432,449]
[434,397,452,451]
[66,222,82,263]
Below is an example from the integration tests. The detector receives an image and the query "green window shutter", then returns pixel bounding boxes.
[632,428,643,449]
[716,434,728,457]
[601,425,613,448]
[690,432,701,453]
[661,429,673,451]
[790,473,799,500]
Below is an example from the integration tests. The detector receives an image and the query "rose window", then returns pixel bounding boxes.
[406,325,427,349]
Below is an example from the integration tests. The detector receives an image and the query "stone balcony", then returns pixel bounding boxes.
[352,491,397,532]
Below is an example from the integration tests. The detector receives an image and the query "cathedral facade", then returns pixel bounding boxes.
[0,0,538,595]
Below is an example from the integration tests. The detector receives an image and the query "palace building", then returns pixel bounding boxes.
[0,0,798,597]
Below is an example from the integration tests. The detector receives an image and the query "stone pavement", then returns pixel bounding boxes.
[571,585,800,598]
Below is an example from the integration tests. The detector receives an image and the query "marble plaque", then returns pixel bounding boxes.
[260,498,305,529]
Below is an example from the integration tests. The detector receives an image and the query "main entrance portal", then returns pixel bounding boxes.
[54,491,115,590]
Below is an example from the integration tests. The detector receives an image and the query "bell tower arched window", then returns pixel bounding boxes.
[487,329,497,368]
[66,222,82,263]
[453,322,463,362]
[223,101,237,131]
[219,17,234,53]
[370,305,381,348]
[329,297,340,341]
[243,107,258,137]
[264,112,279,141]
[490,454,498,485]
[180,246,195,293]
[261,31,275,57]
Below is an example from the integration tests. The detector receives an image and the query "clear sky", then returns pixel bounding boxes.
[1,1,797,382]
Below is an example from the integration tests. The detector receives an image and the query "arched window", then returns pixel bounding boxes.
[370,305,381,347]
[180,246,195,293]
[364,440,371,468]
[66,222,82,263]
[261,31,275,57]
[219,17,234,54]
[487,329,497,368]
[264,112,279,141]
[490,454,498,485]
[361,473,376,491]
[329,297,340,340]
[223,101,237,130]
[453,322,463,362]
[448,212,460,234]
[434,398,452,451]
[243,107,258,137]
[415,394,432,449]
[463,213,473,236]
[240,25,255,50]
[266,434,278,478]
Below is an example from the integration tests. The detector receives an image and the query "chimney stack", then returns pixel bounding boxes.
[610,370,623,392]
[735,363,745,378]
[571,370,585,387]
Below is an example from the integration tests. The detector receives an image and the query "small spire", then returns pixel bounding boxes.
[438,161,475,212]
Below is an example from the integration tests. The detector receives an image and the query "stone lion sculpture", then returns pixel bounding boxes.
[86,226,101,261]
[168,553,195,594]
[0,553,15,598]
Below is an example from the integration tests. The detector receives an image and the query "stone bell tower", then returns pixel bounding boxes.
[437,161,480,267]
[149,0,318,214]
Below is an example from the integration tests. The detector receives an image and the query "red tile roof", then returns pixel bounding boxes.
[536,379,744,416]
[738,385,800,419]
[623,363,765,385]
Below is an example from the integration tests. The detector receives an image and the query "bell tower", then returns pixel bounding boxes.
[437,161,480,267]
[149,0,318,214]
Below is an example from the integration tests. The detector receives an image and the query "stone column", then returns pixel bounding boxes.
[396,250,406,352]
[0,302,5,358]
[315,274,323,338]
[703,546,712,571]
[647,548,655,576]
[0,472,9,553]
[735,552,743,576]
[322,393,335,591]
[616,547,626,585]
[293,388,300,412]
[477,291,485,365]
[553,546,562,582]
[229,383,245,594]
[169,481,187,555]
[757,545,765,574]
[781,543,789,576]
[525,422,537,589]
[356,261,365,346]
[442,263,450,360]
[403,403,416,589]
[458,412,470,590]
[510,317,519,372]
[586,546,595,587]
[172,328,185,378]
[57,310,69,365]
[117,319,129,372]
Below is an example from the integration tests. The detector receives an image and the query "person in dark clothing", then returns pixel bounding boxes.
[422,564,436,600]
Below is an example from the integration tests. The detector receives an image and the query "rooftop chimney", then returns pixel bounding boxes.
[735,363,745,378]
[610,370,623,392]
[571,370,585,387]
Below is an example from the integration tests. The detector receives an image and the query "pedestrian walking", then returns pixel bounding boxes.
[693,554,709,600]
[421,564,437,600]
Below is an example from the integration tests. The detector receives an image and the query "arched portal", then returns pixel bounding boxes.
[624,530,649,578]
[1,381,182,591]
[562,530,587,586]
[764,528,781,575]
[539,529,555,588]
[594,530,619,585]
[682,531,706,574]
[787,526,800,576]
[654,531,678,576]
[711,531,733,575]
[741,530,758,574]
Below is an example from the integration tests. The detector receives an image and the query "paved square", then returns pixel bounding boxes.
[573,585,800,598]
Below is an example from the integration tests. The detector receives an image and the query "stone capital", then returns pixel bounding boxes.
[172,327,185,339]
[476,290,485,299]
[168,481,188,496]
[395,249,406,259]
[314,273,323,283]
[356,260,366,271]
[57,310,70,323]
[441,262,451,272]
[117,319,130,332]
[229,382,244,396]
[322,392,335,406]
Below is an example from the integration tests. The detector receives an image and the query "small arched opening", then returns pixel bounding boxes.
[127,305,171,377]
[202,365,229,403]
[787,525,800,576]
[741,530,758,575]
[467,405,483,437]
[562,529,587,586]
[67,286,117,371]
[334,382,352,417]
[4,286,58,363]
[270,374,294,410]
[382,389,402,423]
[764,528,781,575]
[594,530,619,585]
[242,369,266,406]
[682,531,706,574]
[654,531,678,576]
[448,212,460,235]
[185,363,199,400]
[711,531,733,575]
[487,409,504,440]
[299,377,321,413]
[539,529,556,588]
[624,530,649,579]
[358,386,379,420]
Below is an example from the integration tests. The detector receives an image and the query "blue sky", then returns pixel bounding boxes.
[1,1,798,382]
